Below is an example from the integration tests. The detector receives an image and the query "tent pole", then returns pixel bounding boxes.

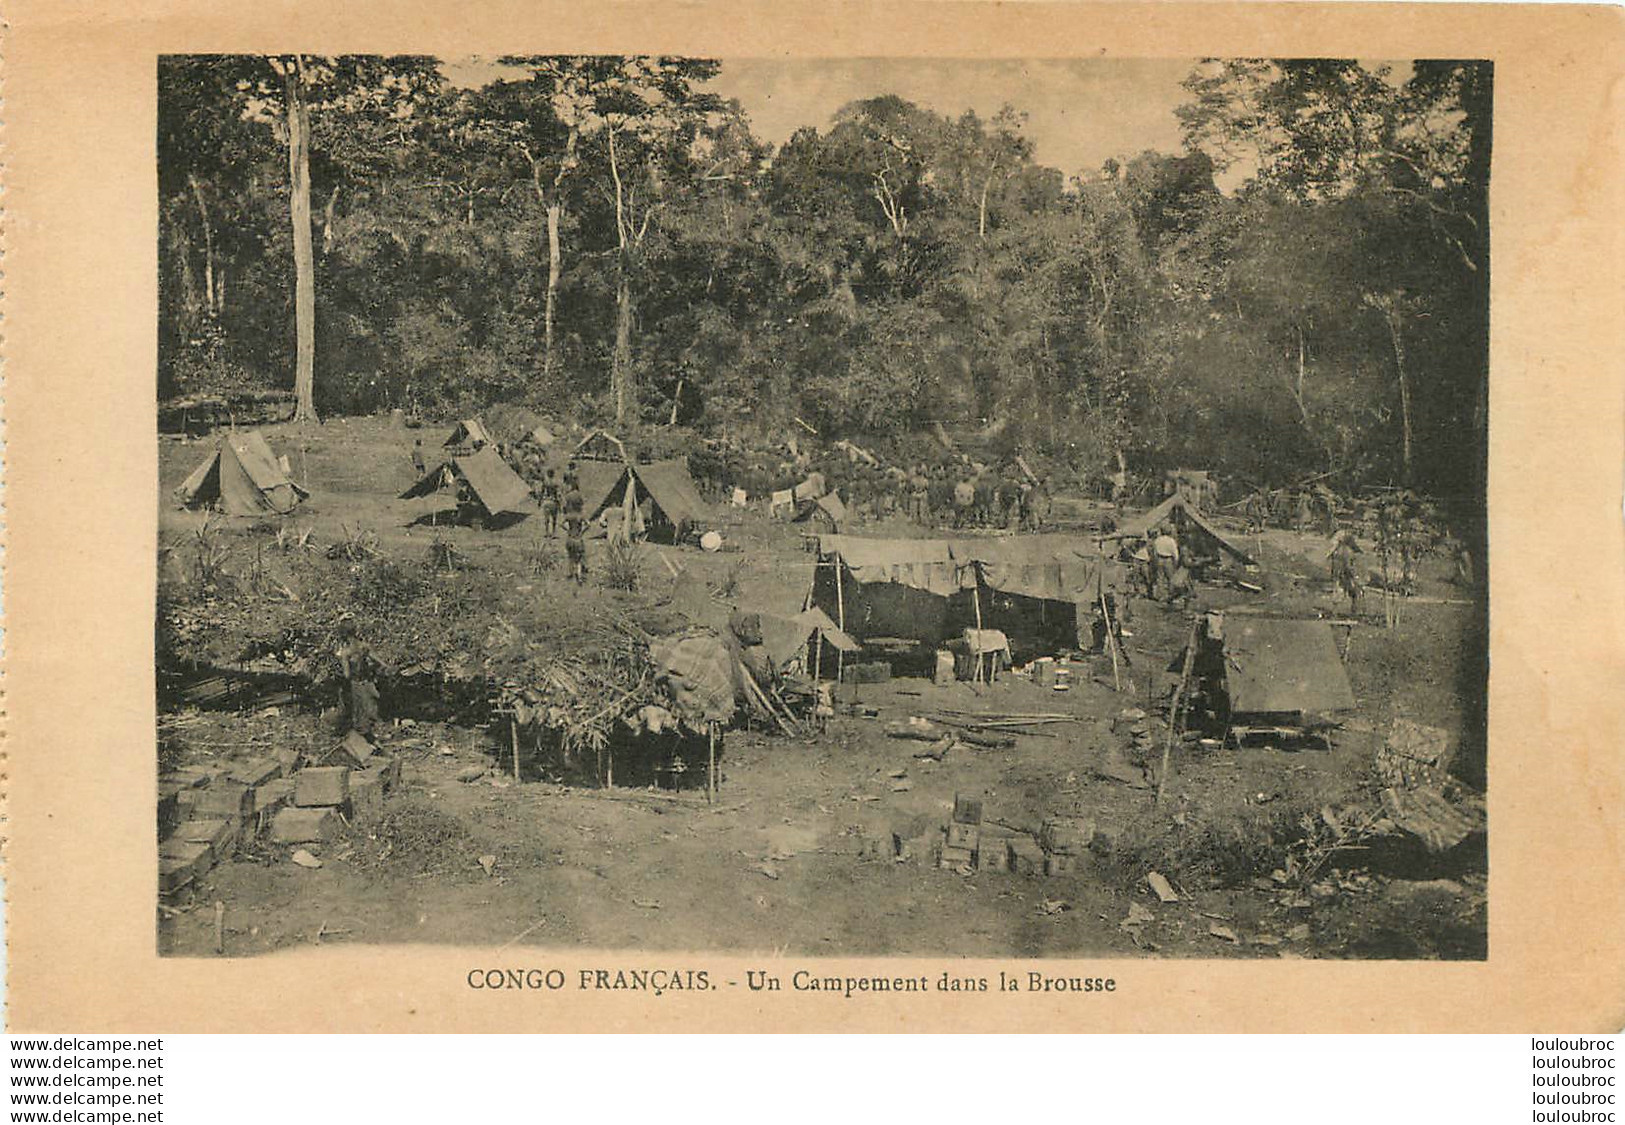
[707,723,716,804]
[510,716,521,783]
[1100,588,1121,692]
[834,560,846,682]
[972,574,984,683]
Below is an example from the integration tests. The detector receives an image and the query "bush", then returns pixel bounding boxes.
[1096,792,1321,891]
[525,536,561,577]
[599,537,643,592]
[426,534,462,573]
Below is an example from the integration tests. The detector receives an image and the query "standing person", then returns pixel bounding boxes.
[1327,527,1362,613]
[564,510,587,586]
[928,467,950,528]
[410,437,426,477]
[953,474,976,530]
[338,637,381,736]
[998,473,1021,530]
[1152,525,1180,602]
[909,466,930,525]
[1245,491,1268,535]
[563,475,588,587]
[537,468,561,537]
[1135,531,1157,599]
[1109,467,1129,509]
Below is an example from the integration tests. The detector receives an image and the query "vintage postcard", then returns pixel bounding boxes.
[4,1,1623,1032]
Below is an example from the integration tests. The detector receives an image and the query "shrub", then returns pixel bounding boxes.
[600,537,643,592]
[426,534,462,573]
[525,536,561,577]
[190,517,234,589]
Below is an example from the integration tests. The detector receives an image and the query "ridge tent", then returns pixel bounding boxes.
[759,607,860,674]
[400,447,534,522]
[1117,493,1254,567]
[176,430,309,516]
[792,471,827,502]
[585,459,709,544]
[792,491,846,530]
[443,419,492,455]
[574,429,628,463]
[572,460,627,521]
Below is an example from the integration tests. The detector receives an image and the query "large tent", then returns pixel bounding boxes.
[810,536,960,649]
[176,430,309,516]
[1203,615,1356,723]
[810,534,1123,665]
[948,537,1106,661]
[1117,493,1254,567]
[400,447,534,520]
[585,459,709,544]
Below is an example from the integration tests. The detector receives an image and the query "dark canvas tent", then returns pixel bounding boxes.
[176,430,309,516]
[400,447,534,520]
[586,459,709,544]
[1118,493,1254,566]
[1206,616,1355,727]
[811,536,961,649]
[949,538,1102,661]
[443,418,492,454]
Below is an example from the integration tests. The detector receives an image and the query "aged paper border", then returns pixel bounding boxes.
[5,0,1623,1032]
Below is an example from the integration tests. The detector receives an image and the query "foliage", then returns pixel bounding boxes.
[599,537,643,592]
[159,56,1489,498]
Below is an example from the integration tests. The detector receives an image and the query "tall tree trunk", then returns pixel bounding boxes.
[187,173,217,317]
[614,264,633,422]
[173,225,200,323]
[544,200,562,380]
[528,128,577,386]
[1384,310,1413,485]
[607,124,634,422]
[282,57,319,423]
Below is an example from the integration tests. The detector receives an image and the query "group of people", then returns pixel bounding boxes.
[1132,524,1188,603]
[731,446,1057,532]
[531,462,589,584]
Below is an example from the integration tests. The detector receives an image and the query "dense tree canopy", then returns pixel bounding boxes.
[158,56,1489,499]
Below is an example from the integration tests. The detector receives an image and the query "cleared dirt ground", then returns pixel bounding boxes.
[158,418,1487,960]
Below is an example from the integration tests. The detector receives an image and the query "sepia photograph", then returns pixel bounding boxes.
[152,53,1490,962]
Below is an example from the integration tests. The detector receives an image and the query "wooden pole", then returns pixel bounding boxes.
[707,723,716,803]
[972,576,985,683]
[1157,617,1200,807]
[1100,588,1121,692]
[834,559,847,682]
[510,716,521,783]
